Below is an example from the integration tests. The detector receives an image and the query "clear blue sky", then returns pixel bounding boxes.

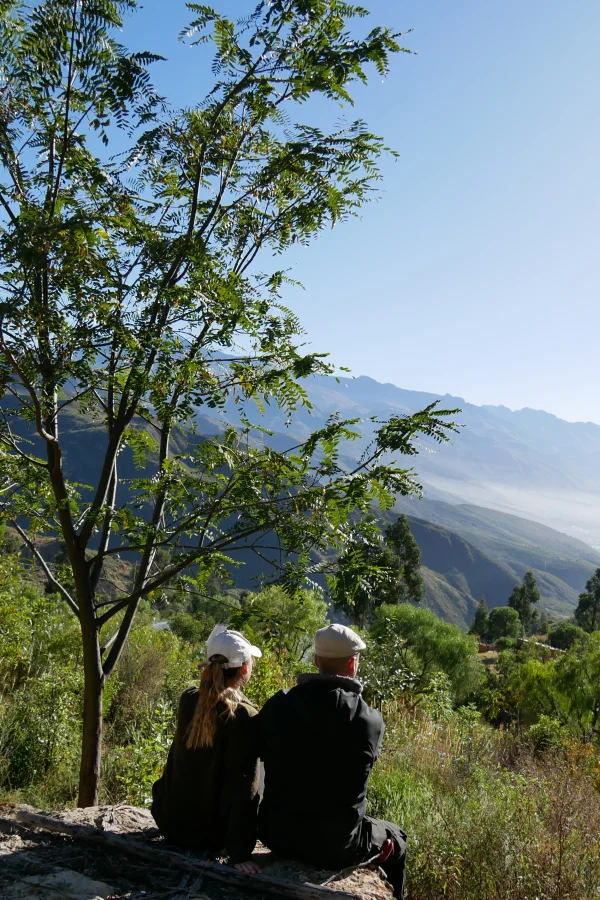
[129,1,600,423]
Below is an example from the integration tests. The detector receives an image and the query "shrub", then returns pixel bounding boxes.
[103,700,174,807]
[369,605,484,704]
[527,715,565,754]
[105,625,196,745]
[243,647,289,709]
[548,622,587,650]
[368,708,600,900]
[235,587,328,674]
[495,636,517,651]
[0,665,81,798]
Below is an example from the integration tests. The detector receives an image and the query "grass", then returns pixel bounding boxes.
[368,710,600,900]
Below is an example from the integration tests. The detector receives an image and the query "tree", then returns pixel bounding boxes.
[574,569,600,632]
[494,633,600,740]
[236,586,328,669]
[469,595,489,640]
[0,1,458,805]
[369,604,484,704]
[538,609,549,635]
[384,515,424,602]
[548,622,586,651]
[508,571,540,635]
[488,606,521,643]
[333,514,424,626]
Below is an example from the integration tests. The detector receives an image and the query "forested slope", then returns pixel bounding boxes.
[9,400,596,627]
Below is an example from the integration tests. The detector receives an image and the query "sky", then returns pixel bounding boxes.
[128,0,600,423]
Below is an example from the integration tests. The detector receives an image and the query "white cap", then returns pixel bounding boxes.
[314,624,366,659]
[206,624,262,668]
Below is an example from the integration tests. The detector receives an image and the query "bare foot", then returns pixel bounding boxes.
[234,860,261,876]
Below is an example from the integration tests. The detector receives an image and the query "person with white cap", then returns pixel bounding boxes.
[256,623,407,898]
[151,625,263,874]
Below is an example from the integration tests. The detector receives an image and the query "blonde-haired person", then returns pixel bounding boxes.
[152,626,262,874]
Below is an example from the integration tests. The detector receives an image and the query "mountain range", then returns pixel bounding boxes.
[197,374,600,545]
[194,373,600,626]
[10,374,600,629]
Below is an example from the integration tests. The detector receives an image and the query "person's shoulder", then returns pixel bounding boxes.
[180,686,199,707]
[235,697,259,719]
[337,686,383,725]
[257,688,289,717]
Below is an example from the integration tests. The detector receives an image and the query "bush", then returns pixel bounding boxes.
[243,647,289,709]
[495,636,517,652]
[369,605,484,704]
[368,709,600,900]
[103,700,174,807]
[0,665,81,799]
[527,715,565,754]
[234,587,328,675]
[105,625,196,745]
[548,622,587,650]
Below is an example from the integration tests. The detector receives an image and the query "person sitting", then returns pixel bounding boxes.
[152,625,262,874]
[256,623,407,898]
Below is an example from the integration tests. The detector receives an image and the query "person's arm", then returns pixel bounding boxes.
[355,698,385,761]
[371,708,385,760]
[221,707,261,869]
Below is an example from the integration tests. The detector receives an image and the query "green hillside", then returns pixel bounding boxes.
[391,499,600,623]
[11,401,597,628]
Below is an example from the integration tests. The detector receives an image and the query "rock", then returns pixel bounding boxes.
[9,867,114,900]
[4,804,394,900]
[45,805,159,838]
[253,846,394,900]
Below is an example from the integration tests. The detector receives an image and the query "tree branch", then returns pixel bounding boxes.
[12,520,79,617]
[0,322,57,443]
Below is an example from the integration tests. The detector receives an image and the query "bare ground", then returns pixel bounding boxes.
[0,803,393,900]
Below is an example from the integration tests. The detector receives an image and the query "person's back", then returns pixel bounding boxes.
[152,686,259,860]
[258,672,382,866]
[257,624,407,899]
[151,626,263,872]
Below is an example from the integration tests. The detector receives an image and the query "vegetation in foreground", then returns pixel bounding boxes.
[3,547,600,899]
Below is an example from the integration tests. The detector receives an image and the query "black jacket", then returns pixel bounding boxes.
[256,673,384,868]
[151,687,260,863]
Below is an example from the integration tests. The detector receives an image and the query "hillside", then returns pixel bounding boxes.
[390,499,600,621]
[9,393,599,628]
[217,374,600,548]
[399,512,598,627]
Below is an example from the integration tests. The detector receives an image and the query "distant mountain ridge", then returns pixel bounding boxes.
[10,377,599,629]
[198,372,600,625]
[210,373,600,548]
[397,507,600,626]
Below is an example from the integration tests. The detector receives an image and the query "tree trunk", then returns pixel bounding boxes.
[78,620,104,807]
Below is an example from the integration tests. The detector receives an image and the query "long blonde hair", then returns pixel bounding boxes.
[185,655,243,750]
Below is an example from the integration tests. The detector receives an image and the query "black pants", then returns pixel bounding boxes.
[364,816,407,900]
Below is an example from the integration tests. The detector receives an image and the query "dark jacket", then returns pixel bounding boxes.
[256,673,384,868]
[151,687,259,863]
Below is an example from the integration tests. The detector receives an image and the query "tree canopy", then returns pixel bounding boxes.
[508,571,540,636]
[574,569,600,633]
[369,604,484,704]
[0,0,458,804]
[548,622,586,651]
[469,595,489,640]
[332,514,424,626]
[488,606,521,643]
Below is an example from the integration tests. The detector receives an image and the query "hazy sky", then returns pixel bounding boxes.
[130,1,600,423]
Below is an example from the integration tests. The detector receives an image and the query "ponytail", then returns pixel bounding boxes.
[185,655,243,750]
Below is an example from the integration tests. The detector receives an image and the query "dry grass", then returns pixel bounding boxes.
[368,713,600,900]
